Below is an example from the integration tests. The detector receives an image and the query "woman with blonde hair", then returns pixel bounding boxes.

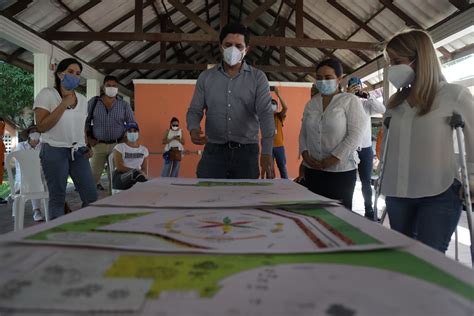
[381,29,473,253]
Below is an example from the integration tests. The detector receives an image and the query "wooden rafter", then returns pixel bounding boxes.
[2,0,33,16]
[220,0,229,30]
[45,0,101,33]
[0,51,33,71]
[69,0,155,54]
[47,32,378,50]
[449,0,470,10]
[328,0,384,41]
[168,0,218,36]
[7,47,26,63]
[295,0,303,38]
[135,0,143,33]
[242,0,277,27]
[379,0,421,28]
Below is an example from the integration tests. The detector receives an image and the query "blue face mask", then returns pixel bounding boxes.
[62,73,81,90]
[316,79,338,95]
[127,132,139,143]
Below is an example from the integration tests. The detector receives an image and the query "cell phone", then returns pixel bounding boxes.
[269,86,275,91]
[348,77,361,88]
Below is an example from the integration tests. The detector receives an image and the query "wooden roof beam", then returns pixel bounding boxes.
[47,32,378,50]
[168,0,218,36]
[135,0,143,33]
[449,0,470,11]
[328,0,384,41]
[220,0,229,30]
[2,0,33,16]
[295,0,303,38]
[242,0,277,27]
[379,0,421,28]
[45,0,101,33]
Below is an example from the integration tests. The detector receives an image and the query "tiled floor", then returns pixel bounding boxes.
[1,178,472,267]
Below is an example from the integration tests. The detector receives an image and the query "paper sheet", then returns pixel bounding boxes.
[93,178,340,209]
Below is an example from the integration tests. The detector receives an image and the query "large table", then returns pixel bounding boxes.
[0,178,473,315]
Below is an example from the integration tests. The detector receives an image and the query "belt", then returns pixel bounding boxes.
[212,141,254,149]
[98,139,120,144]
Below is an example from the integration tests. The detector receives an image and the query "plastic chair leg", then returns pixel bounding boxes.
[17,197,26,231]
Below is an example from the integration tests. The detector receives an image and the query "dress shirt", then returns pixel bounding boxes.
[187,61,275,155]
[299,93,367,172]
[360,96,385,148]
[381,82,473,198]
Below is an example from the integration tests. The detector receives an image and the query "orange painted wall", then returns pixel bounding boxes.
[134,82,311,179]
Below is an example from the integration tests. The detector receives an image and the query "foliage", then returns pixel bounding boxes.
[0,62,34,129]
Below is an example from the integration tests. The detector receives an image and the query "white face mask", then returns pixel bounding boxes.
[105,87,118,97]
[29,132,40,141]
[171,126,179,131]
[271,103,278,112]
[222,46,245,67]
[388,63,415,89]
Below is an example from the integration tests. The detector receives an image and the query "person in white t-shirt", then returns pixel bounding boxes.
[382,29,473,253]
[161,117,184,177]
[34,58,97,219]
[112,122,149,189]
[14,125,43,221]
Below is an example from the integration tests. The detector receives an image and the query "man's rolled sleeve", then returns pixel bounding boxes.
[255,71,274,155]
[186,73,206,132]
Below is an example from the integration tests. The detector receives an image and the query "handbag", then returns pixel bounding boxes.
[169,147,182,161]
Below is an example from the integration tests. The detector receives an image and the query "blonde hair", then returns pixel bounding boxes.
[384,29,445,115]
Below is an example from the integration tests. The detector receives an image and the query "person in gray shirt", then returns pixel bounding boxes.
[187,23,275,179]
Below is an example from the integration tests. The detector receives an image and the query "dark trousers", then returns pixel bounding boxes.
[197,142,259,179]
[305,168,357,210]
[386,180,462,253]
[112,169,142,190]
[357,146,374,214]
[272,146,288,179]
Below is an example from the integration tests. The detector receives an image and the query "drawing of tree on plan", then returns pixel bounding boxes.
[104,251,474,316]
[22,207,411,253]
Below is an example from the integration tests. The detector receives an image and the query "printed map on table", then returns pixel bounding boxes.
[22,207,410,253]
[1,247,472,315]
[92,178,340,208]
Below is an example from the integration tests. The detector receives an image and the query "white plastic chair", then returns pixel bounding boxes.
[5,150,49,231]
[108,152,122,195]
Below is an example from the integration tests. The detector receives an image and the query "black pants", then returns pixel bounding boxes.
[112,169,142,190]
[305,168,357,210]
[197,142,259,179]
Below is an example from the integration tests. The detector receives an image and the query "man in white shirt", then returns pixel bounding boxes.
[347,77,385,219]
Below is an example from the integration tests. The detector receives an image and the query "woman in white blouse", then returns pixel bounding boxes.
[161,117,185,177]
[34,58,97,219]
[299,59,367,210]
[381,29,473,253]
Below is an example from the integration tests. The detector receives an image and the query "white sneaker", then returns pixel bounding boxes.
[33,210,44,222]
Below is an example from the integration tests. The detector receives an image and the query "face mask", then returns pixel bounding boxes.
[29,132,40,141]
[316,79,338,95]
[61,73,81,90]
[223,46,245,67]
[171,126,179,131]
[105,87,118,97]
[388,63,415,89]
[127,132,139,143]
[271,103,278,112]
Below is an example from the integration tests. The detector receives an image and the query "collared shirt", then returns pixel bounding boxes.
[186,61,275,155]
[87,97,135,142]
[360,96,385,148]
[381,82,473,198]
[299,93,367,172]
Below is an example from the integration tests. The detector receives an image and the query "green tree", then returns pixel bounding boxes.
[0,61,34,129]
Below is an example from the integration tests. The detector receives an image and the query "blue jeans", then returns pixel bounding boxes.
[40,143,97,219]
[161,160,180,177]
[272,146,288,179]
[386,180,462,253]
[197,143,259,179]
[357,146,374,214]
